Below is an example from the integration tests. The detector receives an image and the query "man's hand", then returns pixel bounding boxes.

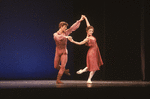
[79,15,85,21]
[82,15,87,20]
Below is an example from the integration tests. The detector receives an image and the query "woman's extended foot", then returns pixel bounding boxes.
[76,67,88,74]
[76,69,83,74]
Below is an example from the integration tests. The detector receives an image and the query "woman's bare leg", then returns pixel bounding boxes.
[87,71,96,83]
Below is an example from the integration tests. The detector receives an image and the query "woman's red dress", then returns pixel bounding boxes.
[86,36,103,71]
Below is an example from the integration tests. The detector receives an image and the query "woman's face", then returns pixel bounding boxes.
[87,29,94,36]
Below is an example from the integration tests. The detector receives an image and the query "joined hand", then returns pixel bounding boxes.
[67,36,73,42]
[79,15,85,21]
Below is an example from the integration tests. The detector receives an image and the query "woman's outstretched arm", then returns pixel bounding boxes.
[66,36,88,45]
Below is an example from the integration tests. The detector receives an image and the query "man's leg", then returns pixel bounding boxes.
[54,53,70,76]
[54,53,64,84]
[54,53,61,70]
[56,54,68,84]
[59,54,68,74]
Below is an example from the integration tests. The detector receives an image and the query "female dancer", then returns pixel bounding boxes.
[68,16,103,83]
[53,15,84,84]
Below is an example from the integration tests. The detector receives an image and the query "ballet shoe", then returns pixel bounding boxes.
[87,80,92,84]
[56,73,64,84]
[64,69,71,76]
[76,69,83,74]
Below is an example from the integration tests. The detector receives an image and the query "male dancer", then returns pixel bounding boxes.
[53,15,84,84]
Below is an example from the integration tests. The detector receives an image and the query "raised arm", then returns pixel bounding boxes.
[67,36,89,45]
[84,15,91,27]
[66,15,84,35]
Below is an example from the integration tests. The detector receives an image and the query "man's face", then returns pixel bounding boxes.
[61,25,67,32]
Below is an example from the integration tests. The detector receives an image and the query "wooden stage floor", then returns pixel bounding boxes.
[0,80,150,88]
[0,80,150,98]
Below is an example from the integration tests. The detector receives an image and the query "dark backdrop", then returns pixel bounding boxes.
[0,0,74,80]
[73,0,150,81]
[0,0,149,81]
[145,0,150,81]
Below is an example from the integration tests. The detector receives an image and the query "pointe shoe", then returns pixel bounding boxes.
[87,80,92,84]
[76,69,83,74]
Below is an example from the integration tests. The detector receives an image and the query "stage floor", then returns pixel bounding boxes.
[0,80,150,98]
[0,80,150,88]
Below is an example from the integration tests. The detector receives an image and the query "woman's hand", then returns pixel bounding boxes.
[68,36,73,42]
[82,15,87,20]
[79,15,85,22]
[83,15,90,27]
[65,36,73,42]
